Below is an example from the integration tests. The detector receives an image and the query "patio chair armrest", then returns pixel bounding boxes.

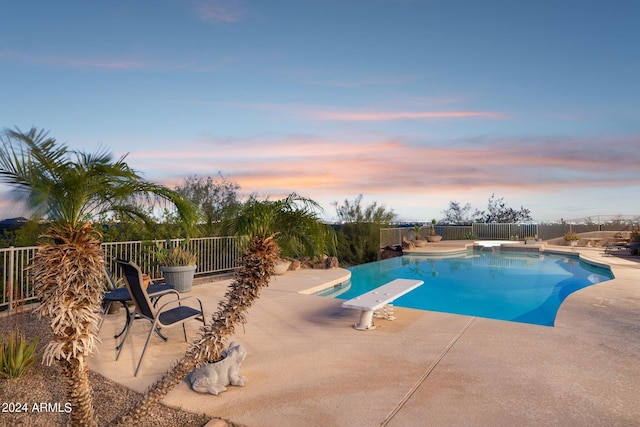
[150,289,181,307]
[156,295,203,313]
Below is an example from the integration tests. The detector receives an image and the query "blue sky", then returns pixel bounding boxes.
[1,0,639,223]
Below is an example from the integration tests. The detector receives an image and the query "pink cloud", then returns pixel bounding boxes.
[127,133,640,203]
[3,133,639,221]
[198,0,243,24]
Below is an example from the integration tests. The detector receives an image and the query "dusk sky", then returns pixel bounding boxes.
[1,1,639,223]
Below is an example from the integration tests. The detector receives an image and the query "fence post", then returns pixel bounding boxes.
[8,246,14,315]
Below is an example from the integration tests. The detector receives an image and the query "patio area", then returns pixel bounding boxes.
[90,243,640,426]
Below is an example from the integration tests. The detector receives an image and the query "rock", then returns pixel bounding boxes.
[325,256,339,269]
[380,245,403,260]
[401,236,415,249]
[290,259,301,270]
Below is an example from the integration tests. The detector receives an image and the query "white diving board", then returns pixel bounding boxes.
[341,278,424,330]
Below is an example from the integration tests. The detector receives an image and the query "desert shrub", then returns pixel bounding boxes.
[0,328,40,378]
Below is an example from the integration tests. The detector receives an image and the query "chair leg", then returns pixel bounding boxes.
[134,325,156,377]
[116,314,134,361]
[97,300,112,332]
[182,323,188,342]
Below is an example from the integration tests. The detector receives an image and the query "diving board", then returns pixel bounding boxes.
[341,278,424,330]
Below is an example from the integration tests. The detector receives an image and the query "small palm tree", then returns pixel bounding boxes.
[0,127,196,426]
[117,193,335,423]
[226,192,337,259]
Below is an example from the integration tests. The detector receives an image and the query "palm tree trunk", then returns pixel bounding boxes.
[62,359,97,426]
[115,235,279,425]
[30,223,104,427]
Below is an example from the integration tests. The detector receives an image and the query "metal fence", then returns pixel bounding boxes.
[380,225,476,246]
[1,236,246,313]
[472,223,539,240]
[380,222,638,248]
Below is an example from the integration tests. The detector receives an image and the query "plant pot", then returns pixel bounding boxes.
[142,274,150,289]
[426,235,442,243]
[273,260,291,275]
[413,239,427,247]
[160,265,197,293]
[568,241,578,247]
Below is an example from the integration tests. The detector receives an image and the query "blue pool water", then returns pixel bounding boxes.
[319,251,613,326]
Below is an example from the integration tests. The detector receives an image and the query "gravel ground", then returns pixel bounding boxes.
[0,274,240,427]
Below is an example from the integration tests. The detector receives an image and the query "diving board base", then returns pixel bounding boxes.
[354,310,376,331]
[341,278,424,331]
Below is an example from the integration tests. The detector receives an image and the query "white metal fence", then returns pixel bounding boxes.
[1,236,246,313]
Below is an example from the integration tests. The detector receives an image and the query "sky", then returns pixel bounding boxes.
[1,0,639,223]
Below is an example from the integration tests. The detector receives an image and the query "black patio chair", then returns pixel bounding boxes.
[99,266,176,343]
[115,259,206,376]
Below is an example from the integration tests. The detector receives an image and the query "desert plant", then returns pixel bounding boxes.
[224,193,336,260]
[564,232,580,241]
[412,224,423,240]
[332,195,396,265]
[462,231,478,240]
[0,328,40,378]
[155,241,197,266]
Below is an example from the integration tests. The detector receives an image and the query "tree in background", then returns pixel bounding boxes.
[442,194,532,224]
[0,218,47,247]
[332,194,396,265]
[441,201,474,225]
[175,174,240,236]
[0,127,196,426]
[474,193,532,223]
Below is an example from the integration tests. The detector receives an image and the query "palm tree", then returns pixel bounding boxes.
[0,127,196,426]
[227,193,337,259]
[117,193,335,424]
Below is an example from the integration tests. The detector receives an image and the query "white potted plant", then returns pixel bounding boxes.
[156,242,197,292]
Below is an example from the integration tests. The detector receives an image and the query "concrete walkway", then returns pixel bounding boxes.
[90,244,640,426]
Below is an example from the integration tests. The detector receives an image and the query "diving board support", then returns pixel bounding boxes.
[341,278,424,330]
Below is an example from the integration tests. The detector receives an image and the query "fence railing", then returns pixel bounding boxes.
[1,236,246,313]
[1,246,38,314]
[381,225,476,246]
[381,222,638,248]
[472,223,539,240]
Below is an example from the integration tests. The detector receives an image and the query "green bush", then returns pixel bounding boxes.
[334,222,383,266]
[0,328,40,378]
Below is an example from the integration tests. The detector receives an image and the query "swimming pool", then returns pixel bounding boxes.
[318,251,613,326]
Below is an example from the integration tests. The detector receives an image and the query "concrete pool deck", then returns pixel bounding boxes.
[90,242,640,426]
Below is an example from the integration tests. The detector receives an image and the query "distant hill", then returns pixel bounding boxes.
[0,217,29,233]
